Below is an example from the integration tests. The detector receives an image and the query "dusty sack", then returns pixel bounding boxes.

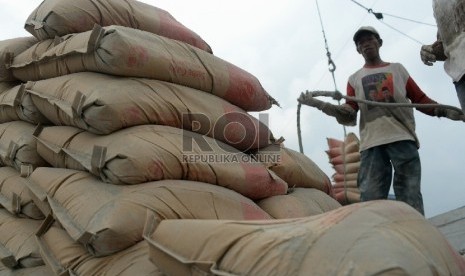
[27,167,271,256]
[11,25,276,111]
[0,84,50,125]
[0,209,44,268]
[257,188,341,219]
[25,72,273,150]
[326,133,361,205]
[0,37,37,82]
[25,0,212,53]
[0,166,43,219]
[0,264,52,276]
[34,125,288,199]
[36,221,162,275]
[0,121,49,170]
[254,144,332,194]
[144,201,465,276]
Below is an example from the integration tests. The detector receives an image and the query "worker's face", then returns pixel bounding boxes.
[356,33,382,60]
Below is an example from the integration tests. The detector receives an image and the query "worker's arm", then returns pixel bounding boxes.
[298,90,357,126]
[406,77,464,121]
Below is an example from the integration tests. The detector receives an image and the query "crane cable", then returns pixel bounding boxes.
[297,0,346,155]
[298,0,350,205]
[349,0,436,45]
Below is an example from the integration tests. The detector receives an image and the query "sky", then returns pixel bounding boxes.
[0,0,464,218]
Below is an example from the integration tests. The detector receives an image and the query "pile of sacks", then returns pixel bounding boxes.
[326,132,361,205]
[1,0,464,275]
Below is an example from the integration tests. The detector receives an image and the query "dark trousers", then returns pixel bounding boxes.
[357,140,424,215]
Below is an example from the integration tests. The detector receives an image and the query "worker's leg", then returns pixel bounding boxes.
[454,76,465,112]
[388,140,424,215]
[357,145,392,201]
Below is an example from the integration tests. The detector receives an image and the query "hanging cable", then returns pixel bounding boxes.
[349,0,436,26]
[297,0,346,154]
[378,21,424,45]
[349,0,436,45]
[381,12,436,27]
[315,0,338,92]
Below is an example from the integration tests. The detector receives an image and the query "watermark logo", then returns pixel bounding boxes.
[181,112,281,164]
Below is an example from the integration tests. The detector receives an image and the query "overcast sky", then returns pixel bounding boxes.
[1,0,463,218]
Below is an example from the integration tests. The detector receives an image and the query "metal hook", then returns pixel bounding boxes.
[328,59,336,72]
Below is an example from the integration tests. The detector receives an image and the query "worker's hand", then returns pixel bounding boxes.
[455,0,465,32]
[421,40,447,66]
[434,107,465,121]
[420,44,436,66]
[298,92,326,110]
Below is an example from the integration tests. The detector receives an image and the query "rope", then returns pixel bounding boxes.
[298,0,346,154]
[297,102,304,154]
[307,90,464,113]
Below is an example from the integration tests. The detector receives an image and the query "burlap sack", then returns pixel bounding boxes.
[0,82,16,93]
[25,0,212,53]
[254,144,332,194]
[257,188,341,218]
[0,37,37,82]
[27,167,272,256]
[332,172,358,182]
[0,166,43,220]
[326,133,361,205]
[12,25,276,111]
[25,72,273,150]
[0,209,43,268]
[0,263,52,276]
[36,220,162,275]
[332,180,358,189]
[0,84,50,125]
[144,201,465,275]
[0,121,49,170]
[333,191,361,206]
[34,124,288,199]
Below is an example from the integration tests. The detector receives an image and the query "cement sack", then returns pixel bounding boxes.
[27,167,272,256]
[333,180,358,189]
[325,139,359,158]
[326,133,361,205]
[0,209,44,268]
[25,0,212,53]
[257,188,341,219]
[144,201,465,276]
[333,191,361,207]
[24,72,273,150]
[0,121,49,170]
[34,124,288,199]
[0,166,43,220]
[0,37,37,82]
[332,172,358,183]
[0,263,52,276]
[36,220,162,275]
[11,25,276,112]
[0,84,50,125]
[0,82,17,94]
[254,144,332,195]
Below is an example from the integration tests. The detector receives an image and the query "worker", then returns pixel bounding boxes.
[420,0,465,111]
[298,26,464,215]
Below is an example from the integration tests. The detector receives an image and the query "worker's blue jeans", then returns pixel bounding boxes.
[454,75,465,112]
[357,140,424,215]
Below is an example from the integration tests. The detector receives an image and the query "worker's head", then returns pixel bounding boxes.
[353,26,383,60]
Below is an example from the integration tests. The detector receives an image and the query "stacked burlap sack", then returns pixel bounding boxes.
[1,0,464,275]
[0,0,343,274]
[326,132,361,205]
